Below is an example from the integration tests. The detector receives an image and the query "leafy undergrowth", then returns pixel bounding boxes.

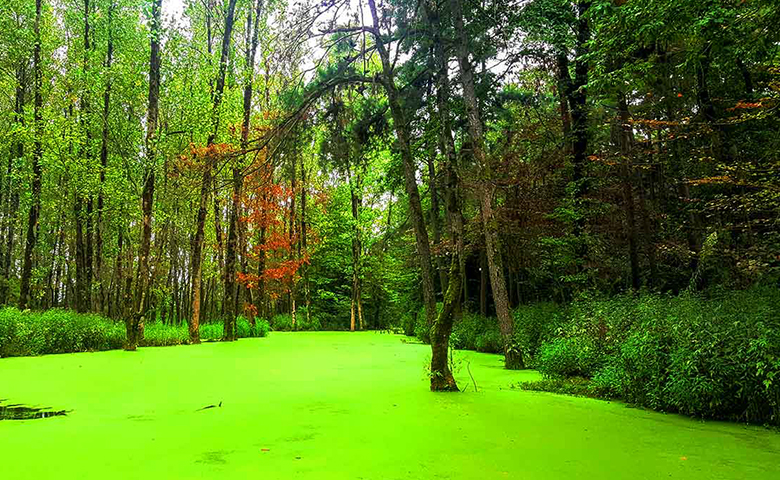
[0,308,269,357]
[531,286,780,426]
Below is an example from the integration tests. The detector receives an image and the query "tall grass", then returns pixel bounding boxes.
[0,308,269,357]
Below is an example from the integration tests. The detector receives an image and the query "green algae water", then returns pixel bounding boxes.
[1,332,778,479]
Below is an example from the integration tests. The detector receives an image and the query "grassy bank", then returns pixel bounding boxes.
[0,308,269,357]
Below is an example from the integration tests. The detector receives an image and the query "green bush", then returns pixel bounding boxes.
[517,377,594,398]
[413,304,444,344]
[451,312,494,351]
[270,313,293,331]
[474,329,503,353]
[401,313,415,336]
[236,316,270,338]
[536,337,600,378]
[199,322,223,341]
[512,302,566,364]
[0,308,126,356]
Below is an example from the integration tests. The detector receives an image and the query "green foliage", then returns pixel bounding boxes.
[401,312,415,336]
[474,329,503,354]
[450,312,496,351]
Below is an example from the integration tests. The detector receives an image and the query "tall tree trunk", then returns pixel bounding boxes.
[349,167,363,331]
[480,250,488,316]
[255,221,267,319]
[191,0,238,342]
[214,196,225,312]
[424,0,465,388]
[95,3,113,314]
[367,0,437,331]
[567,1,592,263]
[74,195,90,312]
[556,52,572,155]
[127,0,162,350]
[74,0,95,313]
[288,152,297,329]
[426,153,448,293]
[223,170,240,340]
[300,150,311,325]
[617,94,640,290]
[236,0,263,326]
[224,0,261,339]
[1,64,24,305]
[450,0,521,368]
[19,0,44,310]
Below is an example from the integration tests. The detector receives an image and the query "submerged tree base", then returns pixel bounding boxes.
[430,373,459,392]
[504,349,524,370]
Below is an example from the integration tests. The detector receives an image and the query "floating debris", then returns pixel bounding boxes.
[0,401,69,421]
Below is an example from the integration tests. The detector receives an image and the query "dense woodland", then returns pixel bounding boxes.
[1,0,779,397]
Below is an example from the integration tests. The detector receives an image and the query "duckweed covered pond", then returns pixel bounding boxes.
[1,332,778,479]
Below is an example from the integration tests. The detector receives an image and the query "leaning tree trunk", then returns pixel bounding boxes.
[450,0,522,369]
[367,0,437,329]
[19,0,44,310]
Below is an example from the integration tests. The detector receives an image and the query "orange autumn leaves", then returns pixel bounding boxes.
[237,165,321,301]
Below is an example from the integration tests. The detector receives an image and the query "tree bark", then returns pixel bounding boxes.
[430,256,461,391]
[349,167,363,331]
